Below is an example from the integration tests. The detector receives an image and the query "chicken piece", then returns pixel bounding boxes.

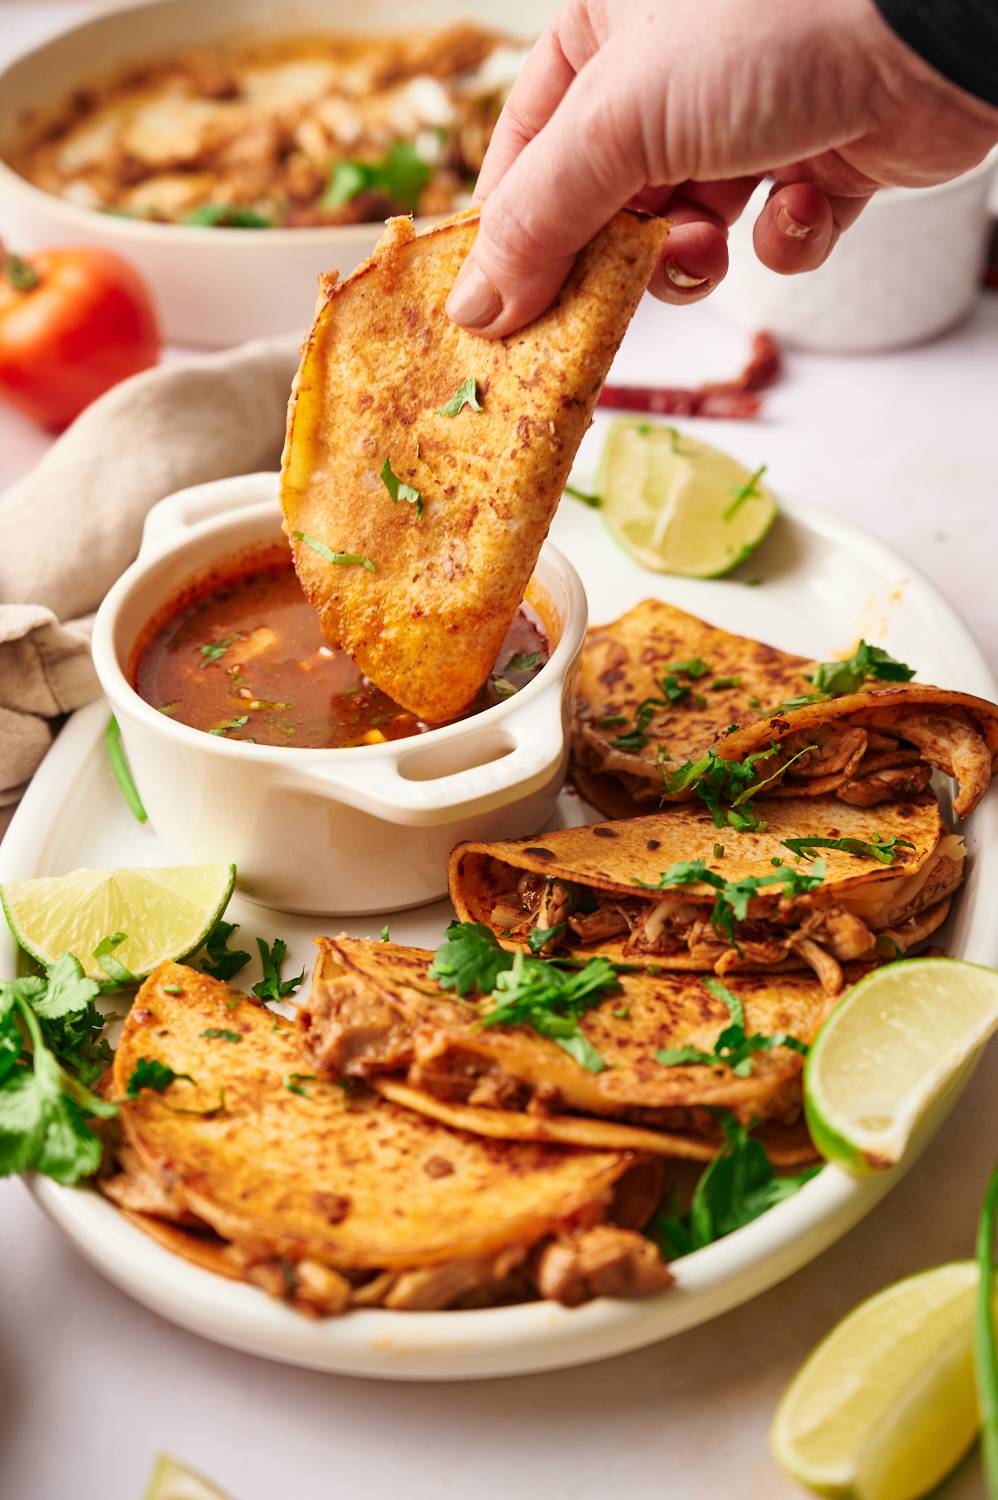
[873,712,992,818]
[569,906,631,944]
[537,879,572,933]
[532,1225,673,1306]
[837,761,933,807]
[784,726,868,780]
[803,907,877,961]
[789,936,844,996]
[234,1250,353,1316]
[179,50,240,100]
[382,1247,526,1310]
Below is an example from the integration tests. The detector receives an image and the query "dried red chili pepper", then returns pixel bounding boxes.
[599,331,781,419]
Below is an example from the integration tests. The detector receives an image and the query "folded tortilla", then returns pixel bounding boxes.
[102,963,671,1313]
[281,208,669,722]
[298,937,835,1152]
[449,791,962,994]
[572,599,998,820]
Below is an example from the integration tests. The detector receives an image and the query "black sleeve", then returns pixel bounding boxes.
[872,0,998,107]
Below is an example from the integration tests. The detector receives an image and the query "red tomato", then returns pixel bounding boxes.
[0,246,161,431]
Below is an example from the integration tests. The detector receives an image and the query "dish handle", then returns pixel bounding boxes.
[139,472,280,555]
[292,698,567,828]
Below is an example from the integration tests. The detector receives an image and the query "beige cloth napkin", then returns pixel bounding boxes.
[0,333,300,816]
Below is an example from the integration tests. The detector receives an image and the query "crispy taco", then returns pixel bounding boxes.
[571,599,998,820]
[281,208,669,723]
[298,937,833,1157]
[101,963,672,1313]
[449,792,962,993]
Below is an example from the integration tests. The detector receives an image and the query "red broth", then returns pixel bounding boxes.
[132,548,550,749]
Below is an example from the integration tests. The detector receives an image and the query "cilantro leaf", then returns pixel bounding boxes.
[781,834,916,865]
[322,142,429,211]
[479,951,619,1073]
[564,482,601,508]
[105,715,148,823]
[182,204,272,228]
[635,859,826,946]
[31,953,100,1019]
[292,531,376,572]
[201,1028,241,1043]
[430,921,514,997]
[527,924,566,953]
[809,640,916,696]
[208,716,249,737]
[380,458,423,517]
[251,938,304,1003]
[199,920,251,981]
[438,376,483,416]
[504,651,545,673]
[657,977,807,1077]
[126,1058,195,1097]
[199,634,242,665]
[648,1113,821,1257]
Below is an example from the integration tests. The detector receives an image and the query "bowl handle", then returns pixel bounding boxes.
[293,697,566,827]
[139,472,280,555]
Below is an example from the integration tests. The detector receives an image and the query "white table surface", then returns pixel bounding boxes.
[2,6,998,1498]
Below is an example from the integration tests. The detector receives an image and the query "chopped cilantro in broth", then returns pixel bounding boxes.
[133,551,549,749]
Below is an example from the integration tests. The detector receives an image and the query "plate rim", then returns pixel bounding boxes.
[7,486,998,1380]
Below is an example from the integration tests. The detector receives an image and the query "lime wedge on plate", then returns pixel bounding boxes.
[596,419,778,576]
[0,863,236,978]
[772,1261,980,1500]
[143,1455,234,1500]
[805,958,998,1172]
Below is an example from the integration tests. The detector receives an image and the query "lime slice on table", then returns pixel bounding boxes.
[0,863,236,979]
[596,419,778,576]
[772,1261,981,1500]
[805,958,998,1173]
[143,1455,234,1500]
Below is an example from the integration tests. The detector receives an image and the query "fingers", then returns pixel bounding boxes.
[473,25,580,203]
[447,49,645,337]
[753,180,872,274]
[647,178,760,304]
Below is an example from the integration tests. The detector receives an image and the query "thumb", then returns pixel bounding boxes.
[447,53,645,338]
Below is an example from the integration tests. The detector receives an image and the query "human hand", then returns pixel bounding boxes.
[447,0,998,336]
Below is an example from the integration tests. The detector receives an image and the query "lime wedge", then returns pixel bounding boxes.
[596,419,778,576]
[771,1261,980,1500]
[805,958,998,1172]
[1,863,236,979]
[143,1455,234,1500]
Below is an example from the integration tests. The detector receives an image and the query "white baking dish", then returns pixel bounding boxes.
[714,150,998,352]
[90,471,587,914]
[0,0,549,347]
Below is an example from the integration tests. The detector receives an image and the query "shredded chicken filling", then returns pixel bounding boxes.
[492,837,964,995]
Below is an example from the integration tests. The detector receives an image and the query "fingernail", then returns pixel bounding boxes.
[665,259,710,290]
[446,259,502,329]
[776,205,812,240]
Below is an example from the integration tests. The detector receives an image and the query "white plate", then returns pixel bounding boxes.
[5,475,998,1380]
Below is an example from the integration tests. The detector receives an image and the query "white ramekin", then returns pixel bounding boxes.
[0,0,549,347]
[713,150,998,352]
[91,473,586,915]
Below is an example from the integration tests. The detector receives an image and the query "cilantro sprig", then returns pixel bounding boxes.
[649,1112,821,1257]
[251,939,304,1003]
[322,142,429,211]
[199,919,251,981]
[0,959,117,1184]
[781,834,916,865]
[429,922,620,1073]
[635,857,827,945]
[656,977,808,1077]
[663,741,816,832]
